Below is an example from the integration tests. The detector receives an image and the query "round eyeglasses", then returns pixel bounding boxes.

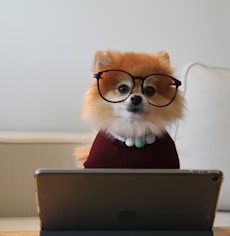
[94,69,181,107]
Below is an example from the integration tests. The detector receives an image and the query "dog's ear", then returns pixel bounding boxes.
[93,51,112,71]
[157,51,170,64]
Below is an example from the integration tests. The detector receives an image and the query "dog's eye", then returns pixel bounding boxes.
[118,84,131,94]
[143,86,155,96]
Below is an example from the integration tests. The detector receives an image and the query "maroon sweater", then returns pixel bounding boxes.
[84,131,179,169]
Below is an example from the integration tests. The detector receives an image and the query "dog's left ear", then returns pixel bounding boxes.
[157,51,170,65]
[93,51,112,71]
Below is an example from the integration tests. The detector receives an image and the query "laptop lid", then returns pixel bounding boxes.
[34,169,223,231]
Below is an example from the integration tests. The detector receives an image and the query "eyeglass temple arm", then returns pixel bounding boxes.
[93,72,103,80]
[173,79,181,87]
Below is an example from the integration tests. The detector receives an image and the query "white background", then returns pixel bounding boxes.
[0,0,230,132]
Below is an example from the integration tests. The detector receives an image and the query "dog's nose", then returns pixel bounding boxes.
[131,95,142,105]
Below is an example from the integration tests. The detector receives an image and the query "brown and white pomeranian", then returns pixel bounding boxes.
[75,50,184,169]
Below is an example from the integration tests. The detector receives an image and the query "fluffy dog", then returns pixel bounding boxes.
[75,50,184,168]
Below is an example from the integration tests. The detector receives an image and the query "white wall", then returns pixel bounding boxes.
[0,0,230,132]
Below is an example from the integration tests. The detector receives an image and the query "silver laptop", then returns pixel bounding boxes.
[34,169,223,236]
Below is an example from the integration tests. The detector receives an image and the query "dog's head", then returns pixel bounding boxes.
[82,51,184,138]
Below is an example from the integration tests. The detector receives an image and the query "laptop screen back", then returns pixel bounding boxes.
[34,169,223,231]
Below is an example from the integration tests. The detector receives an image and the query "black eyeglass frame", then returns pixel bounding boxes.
[94,69,182,107]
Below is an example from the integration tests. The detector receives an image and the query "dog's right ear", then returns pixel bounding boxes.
[93,51,112,71]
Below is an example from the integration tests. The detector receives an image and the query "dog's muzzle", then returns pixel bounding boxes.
[127,95,143,113]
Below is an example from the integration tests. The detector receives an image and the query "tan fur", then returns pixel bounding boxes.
[74,145,92,168]
[75,50,185,168]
